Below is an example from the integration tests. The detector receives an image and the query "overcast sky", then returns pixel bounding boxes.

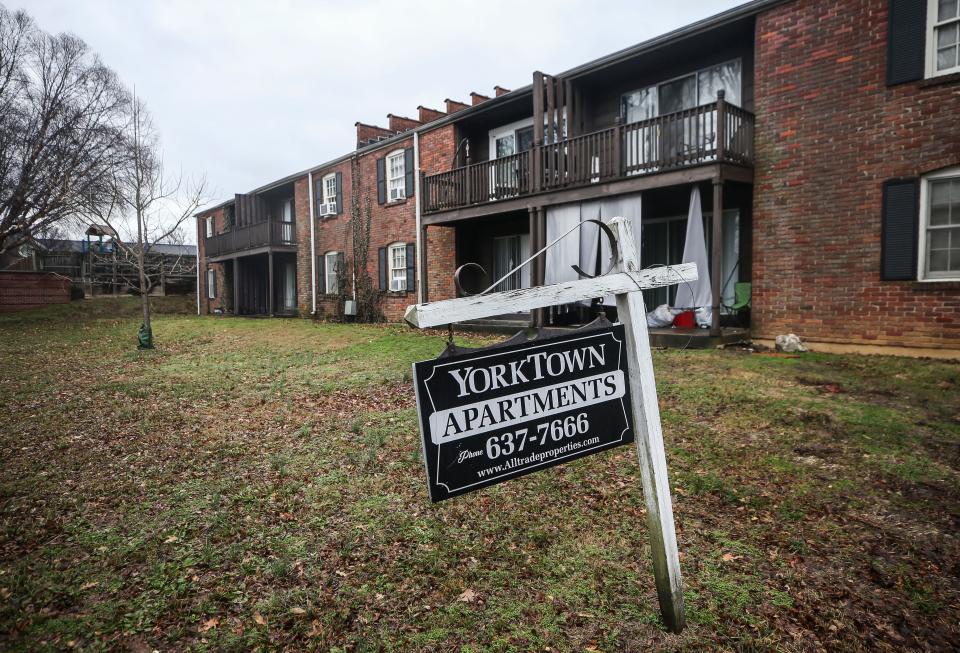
[22,0,744,220]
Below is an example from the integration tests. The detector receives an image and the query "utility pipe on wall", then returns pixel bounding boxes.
[308,170,317,314]
[195,218,201,316]
[413,131,422,305]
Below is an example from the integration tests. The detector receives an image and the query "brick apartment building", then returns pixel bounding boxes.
[196,0,959,356]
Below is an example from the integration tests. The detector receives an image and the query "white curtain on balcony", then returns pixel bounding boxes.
[544,203,582,286]
[672,186,712,318]
[580,193,642,306]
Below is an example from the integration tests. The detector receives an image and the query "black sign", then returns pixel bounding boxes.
[412,324,635,502]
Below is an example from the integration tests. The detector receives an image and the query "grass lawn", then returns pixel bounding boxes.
[1,297,958,652]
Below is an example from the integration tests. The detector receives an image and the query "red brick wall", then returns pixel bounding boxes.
[195,206,231,315]
[294,160,354,317]
[753,0,960,351]
[0,272,71,312]
[293,137,424,322]
[420,125,458,302]
[388,114,421,132]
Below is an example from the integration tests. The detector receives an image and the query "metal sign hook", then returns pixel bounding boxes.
[453,218,622,297]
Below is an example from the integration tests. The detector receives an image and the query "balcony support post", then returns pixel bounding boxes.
[711,175,723,337]
[716,90,726,163]
[233,256,240,315]
[532,71,544,193]
[268,251,274,316]
[421,224,429,303]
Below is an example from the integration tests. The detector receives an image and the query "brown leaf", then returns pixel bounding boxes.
[457,588,478,603]
[163,535,178,544]
[199,617,219,632]
[253,612,267,626]
[291,607,306,615]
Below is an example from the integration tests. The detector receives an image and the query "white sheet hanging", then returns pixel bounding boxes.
[544,203,582,285]
[672,186,712,313]
[591,194,642,305]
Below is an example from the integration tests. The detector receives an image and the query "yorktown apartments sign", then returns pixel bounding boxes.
[413,324,632,501]
[404,217,693,633]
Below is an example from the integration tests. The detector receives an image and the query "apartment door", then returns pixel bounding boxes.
[640,216,687,308]
[280,199,294,243]
[281,261,296,311]
[489,123,535,198]
[492,234,530,291]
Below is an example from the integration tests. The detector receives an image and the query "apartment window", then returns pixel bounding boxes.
[205,217,213,238]
[324,251,339,294]
[206,268,216,298]
[621,59,742,121]
[389,242,406,291]
[323,174,337,205]
[930,0,960,76]
[387,150,405,201]
[920,168,960,280]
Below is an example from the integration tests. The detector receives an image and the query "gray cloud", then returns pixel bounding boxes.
[21,0,745,225]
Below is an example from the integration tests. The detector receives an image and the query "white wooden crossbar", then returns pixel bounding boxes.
[404,263,697,328]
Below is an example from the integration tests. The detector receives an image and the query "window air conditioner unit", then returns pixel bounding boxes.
[319,202,337,216]
[389,187,405,201]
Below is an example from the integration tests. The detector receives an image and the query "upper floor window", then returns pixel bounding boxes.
[387,150,406,201]
[323,174,337,205]
[930,0,960,76]
[621,59,742,122]
[920,167,960,281]
[205,217,213,238]
[389,242,407,291]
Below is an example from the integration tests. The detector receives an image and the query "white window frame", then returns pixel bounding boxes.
[323,173,337,206]
[386,150,406,202]
[928,0,960,78]
[918,166,960,282]
[324,250,339,295]
[206,268,216,299]
[205,217,213,238]
[388,242,407,292]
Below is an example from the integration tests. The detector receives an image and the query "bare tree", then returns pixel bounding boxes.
[85,96,206,348]
[0,5,130,253]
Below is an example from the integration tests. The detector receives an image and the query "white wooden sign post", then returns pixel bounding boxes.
[405,216,688,633]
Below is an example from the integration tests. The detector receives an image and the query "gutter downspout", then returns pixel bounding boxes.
[413,131,422,304]
[308,171,317,314]
[195,218,201,316]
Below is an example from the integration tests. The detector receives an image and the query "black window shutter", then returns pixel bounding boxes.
[314,178,323,216]
[404,147,415,198]
[881,178,919,280]
[317,255,326,293]
[378,246,387,290]
[376,158,386,204]
[337,252,345,277]
[887,0,926,85]
[405,243,415,292]
[335,172,343,214]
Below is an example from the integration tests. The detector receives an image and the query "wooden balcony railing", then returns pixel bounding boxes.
[205,219,296,257]
[422,99,754,214]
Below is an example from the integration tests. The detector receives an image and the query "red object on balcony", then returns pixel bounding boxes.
[673,311,695,329]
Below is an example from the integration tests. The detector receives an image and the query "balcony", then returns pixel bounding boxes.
[205,219,296,258]
[422,100,754,214]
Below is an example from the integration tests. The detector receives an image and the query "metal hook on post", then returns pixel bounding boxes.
[451,218,624,301]
[570,218,619,280]
[454,262,487,297]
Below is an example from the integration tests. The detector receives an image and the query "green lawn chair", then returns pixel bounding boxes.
[731,281,751,311]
